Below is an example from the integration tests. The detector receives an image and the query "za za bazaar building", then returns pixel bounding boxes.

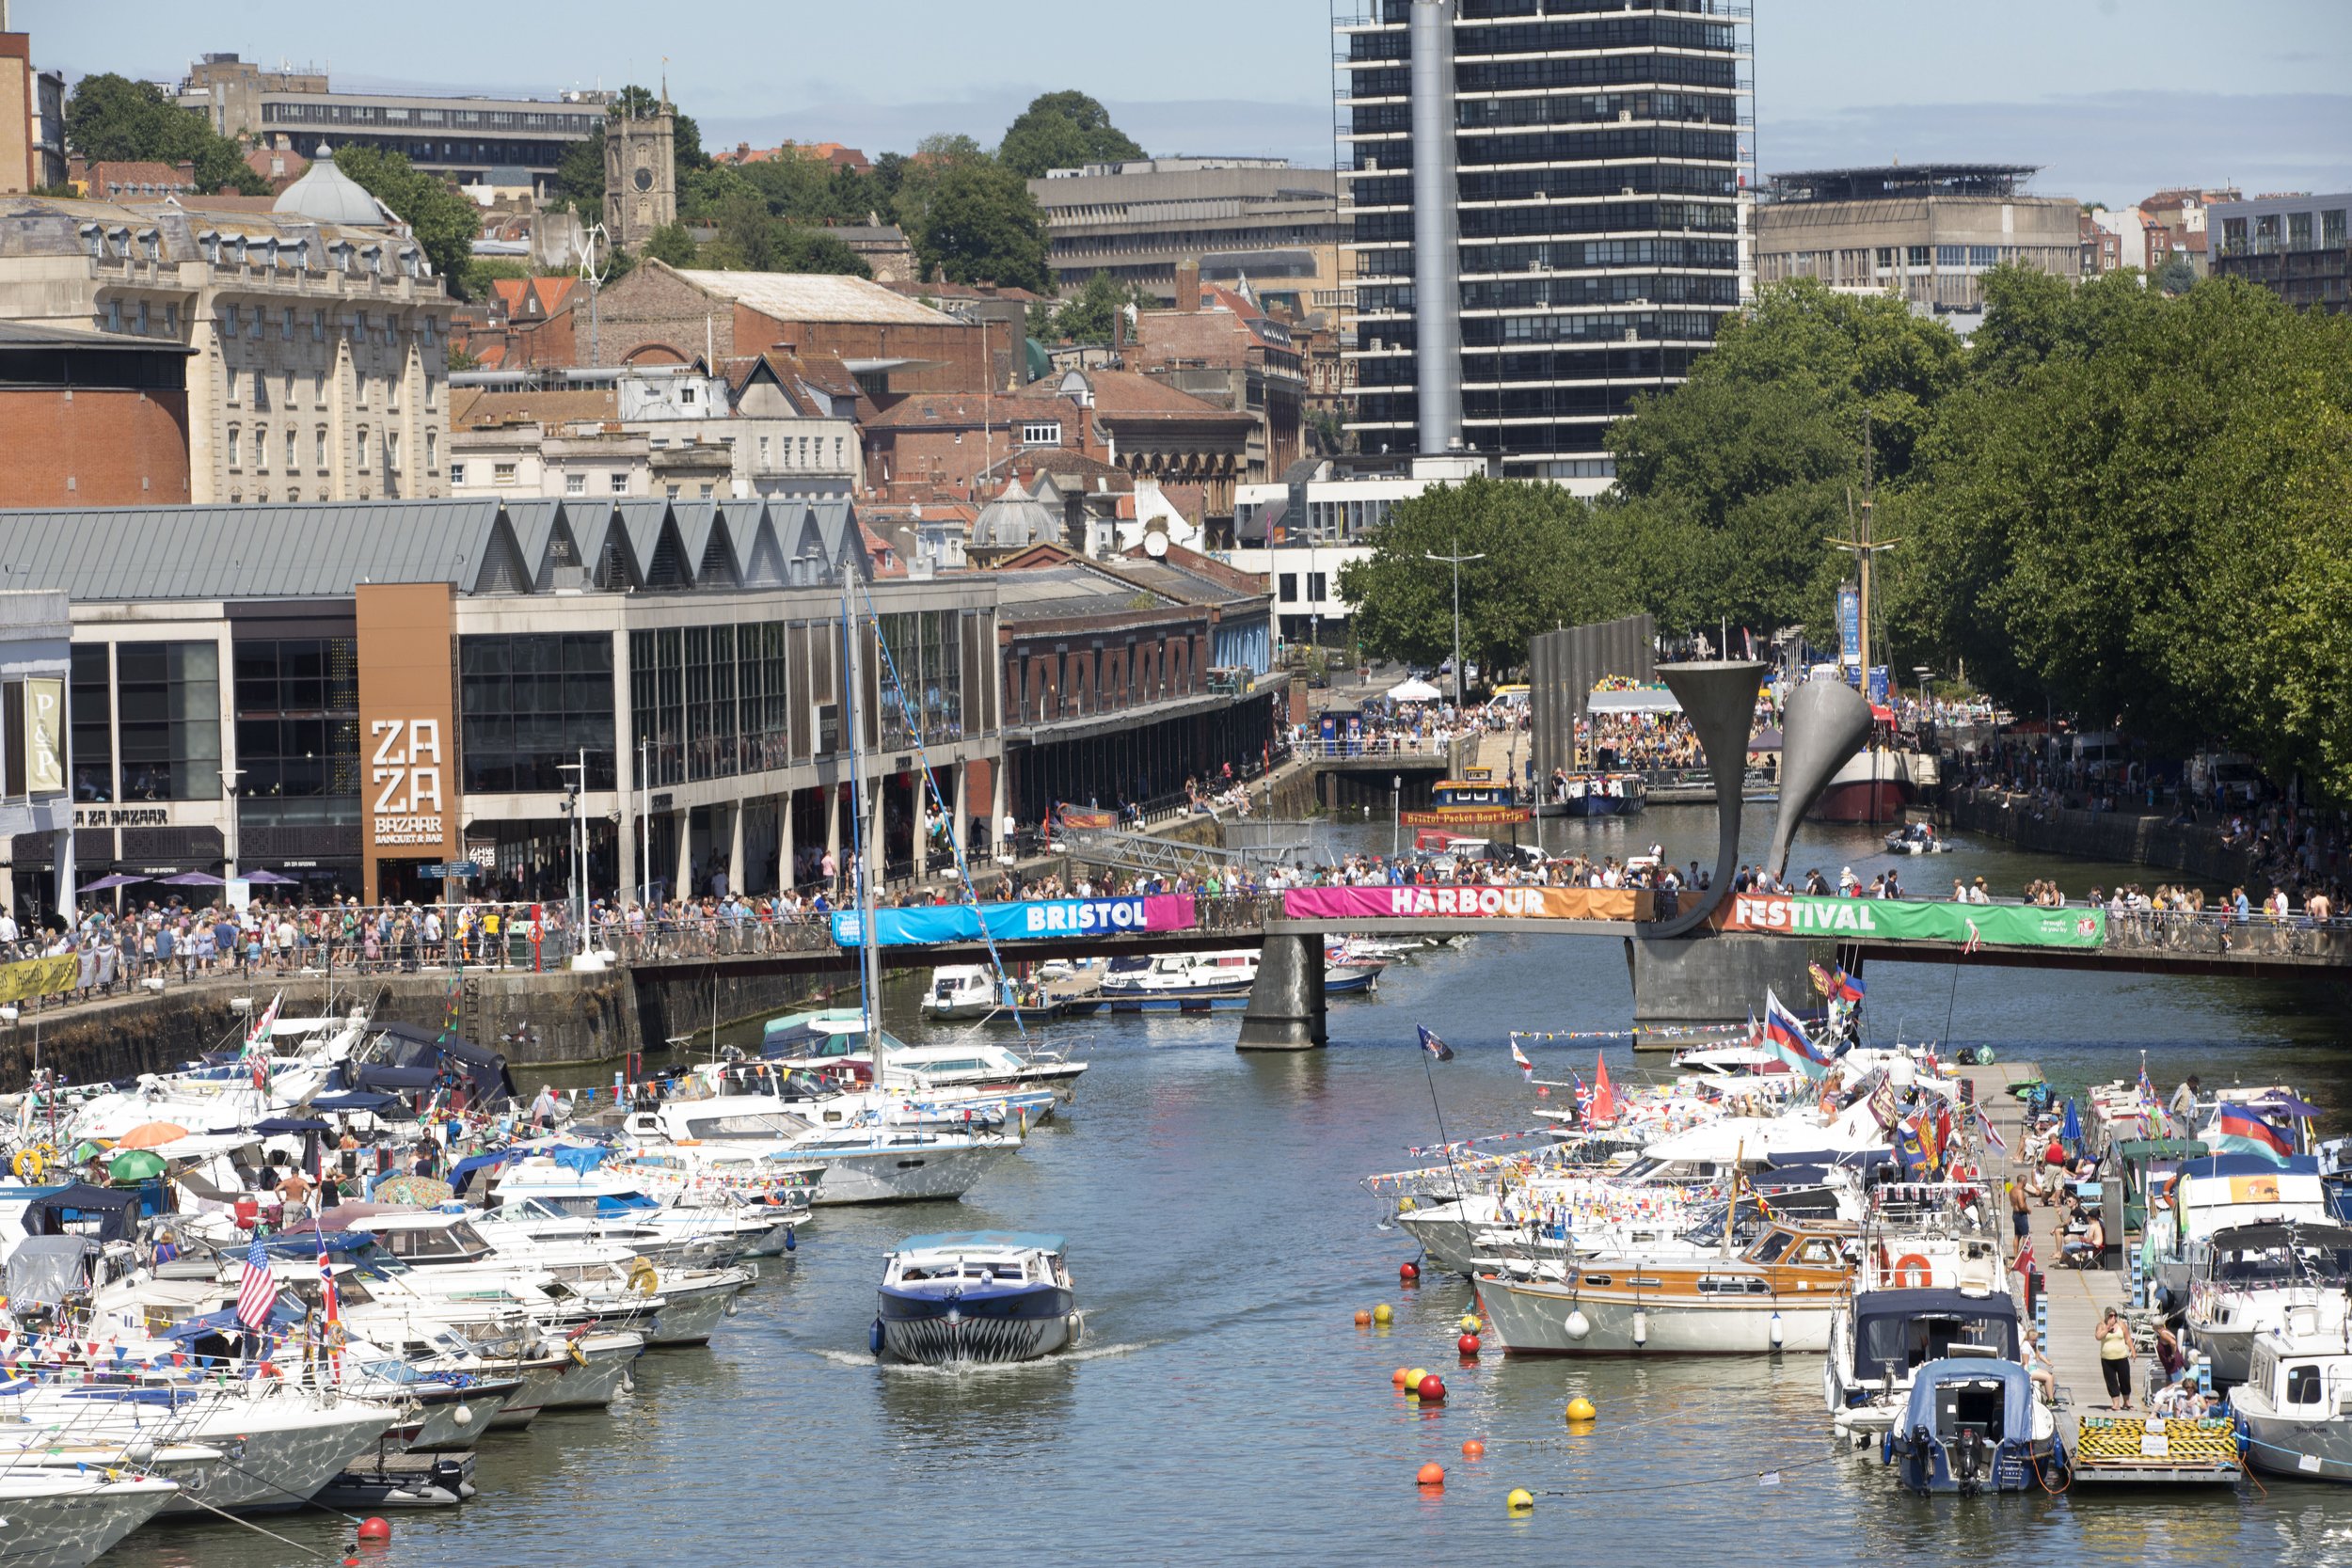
[0,495,1283,913]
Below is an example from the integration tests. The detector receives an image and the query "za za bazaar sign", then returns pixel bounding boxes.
[371,719,448,847]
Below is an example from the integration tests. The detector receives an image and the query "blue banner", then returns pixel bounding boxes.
[831,895,1197,948]
[1836,584,1862,671]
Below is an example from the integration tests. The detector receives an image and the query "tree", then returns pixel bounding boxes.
[330,146,482,294]
[771,226,871,277]
[63,72,266,195]
[1047,270,1150,341]
[641,222,698,267]
[906,159,1049,293]
[997,90,1146,180]
[2154,253,2198,294]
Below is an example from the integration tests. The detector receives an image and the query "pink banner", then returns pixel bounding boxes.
[1143,894,1197,931]
[1280,885,1646,922]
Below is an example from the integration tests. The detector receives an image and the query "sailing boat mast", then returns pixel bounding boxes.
[840,560,884,1087]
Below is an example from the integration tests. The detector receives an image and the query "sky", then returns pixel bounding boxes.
[20,0,2350,207]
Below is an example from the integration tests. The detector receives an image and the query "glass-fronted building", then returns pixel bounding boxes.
[1337,0,1753,490]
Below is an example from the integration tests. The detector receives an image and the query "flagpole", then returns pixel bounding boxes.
[1419,1042,1469,1208]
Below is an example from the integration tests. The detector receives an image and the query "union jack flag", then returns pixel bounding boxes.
[234,1232,278,1332]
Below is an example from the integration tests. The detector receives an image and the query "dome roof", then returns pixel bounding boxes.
[273,145,389,227]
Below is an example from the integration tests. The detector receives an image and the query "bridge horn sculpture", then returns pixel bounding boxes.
[1644,661,1871,939]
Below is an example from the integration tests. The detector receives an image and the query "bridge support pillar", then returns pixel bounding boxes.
[1625,930,1833,1051]
[778,791,797,894]
[1237,932,1326,1052]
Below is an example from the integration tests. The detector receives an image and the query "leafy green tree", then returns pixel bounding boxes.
[553,133,605,217]
[997,90,1146,180]
[1047,270,1149,341]
[63,72,266,195]
[771,226,871,277]
[907,159,1049,293]
[2154,253,2198,294]
[641,222,698,267]
[329,146,482,294]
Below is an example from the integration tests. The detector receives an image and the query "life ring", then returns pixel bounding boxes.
[628,1260,660,1295]
[1890,1253,1932,1290]
[11,1145,49,1183]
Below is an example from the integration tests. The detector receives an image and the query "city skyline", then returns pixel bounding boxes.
[16,0,2347,209]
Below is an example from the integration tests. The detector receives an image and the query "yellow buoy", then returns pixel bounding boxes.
[1506,1488,1535,1513]
[1407,1367,1430,1386]
[1457,1313,1482,1333]
[1373,1304,1393,1324]
[1565,1396,1597,1422]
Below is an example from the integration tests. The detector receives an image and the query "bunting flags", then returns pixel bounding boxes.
[1509,1037,1534,1082]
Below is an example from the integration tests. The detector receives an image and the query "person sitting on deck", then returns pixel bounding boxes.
[2060,1214,2106,1268]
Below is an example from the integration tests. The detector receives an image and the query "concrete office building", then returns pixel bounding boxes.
[2211,192,2351,315]
[0,497,1000,915]
[1756,164,2079,313]
[175,54,606,191]
[1338,0,1753,491]
[1029,158,1345,313]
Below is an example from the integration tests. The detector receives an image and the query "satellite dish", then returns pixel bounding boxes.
[1143,530,1168,559]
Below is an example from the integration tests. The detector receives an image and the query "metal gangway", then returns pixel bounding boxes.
[1063,822,1315,881]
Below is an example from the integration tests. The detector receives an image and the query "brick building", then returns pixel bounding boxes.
[0,322,191,504]
[589,261,982,394]
[1127,262,1306,483]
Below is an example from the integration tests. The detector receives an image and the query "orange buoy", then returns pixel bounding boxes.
[1417,1373,1447,1402]
[1461,1439,1486,1459]
[1355,1310,1372,1327]
[356,1516,391,1543]
[1457,1334,1481,1355]
[1392,1367,1412,1387]
[1416,1462,1446,1487]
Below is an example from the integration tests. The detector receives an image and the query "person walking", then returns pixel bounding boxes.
[2096,1307,2134,1411]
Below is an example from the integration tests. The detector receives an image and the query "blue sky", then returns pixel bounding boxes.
[22,0,2349,206]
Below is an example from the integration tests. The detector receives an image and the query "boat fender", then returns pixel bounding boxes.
[1067,1310,1084,1347]
[784,1227,797,1253]
[869,1319,885,1357]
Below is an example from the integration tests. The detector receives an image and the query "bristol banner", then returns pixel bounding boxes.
[832,895,1198,948]
[1282,885,1648,922]
[1715,893,2106,948]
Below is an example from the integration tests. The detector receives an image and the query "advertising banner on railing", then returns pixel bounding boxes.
[832,895,1198,948]
[1282,885,1648,922]
[1714,893,2105,948]
[0,954,76,1004]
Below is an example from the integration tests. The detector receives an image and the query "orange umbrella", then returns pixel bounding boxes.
[115,1122,189,1149]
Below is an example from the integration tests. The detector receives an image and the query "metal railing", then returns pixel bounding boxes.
[1295,735,1460,759]
[2103,908,2352,963]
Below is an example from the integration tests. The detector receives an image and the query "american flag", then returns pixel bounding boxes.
[234,1231,278,1332]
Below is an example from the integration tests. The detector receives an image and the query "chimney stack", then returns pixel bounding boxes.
[1174,259,1200,313]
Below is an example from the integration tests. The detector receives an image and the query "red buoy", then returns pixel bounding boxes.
[1457,1333,1481,1355]
[1417,1462,1446,1487]
[1400,1260,1421,1284]
[1417,1373,1447,1402]
[356,1517,391,1544]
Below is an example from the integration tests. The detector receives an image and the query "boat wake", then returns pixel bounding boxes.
[804,1339,1152,1374]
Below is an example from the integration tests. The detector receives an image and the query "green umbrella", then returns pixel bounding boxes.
[107,1148,167,1181]
[68,1140,105,1166]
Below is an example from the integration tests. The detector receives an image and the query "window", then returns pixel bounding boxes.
[231,636,360,814]
[82,226,101,259]
[311,309,326,342]
[386,432,401,471]
[115,641,221,800]
[493,461,516,486]
[285,429,298,469]
[2289,1365,2323,1405]
[758,436,770,464]
[69,644,111,803]
[248,306,262,340]
[449,461,467,486]
[425,432,437,471]
[251,371,268,409]
[462,634,616,792]
[1279,573,1298,603]
[281,306,295,341]
[610,472,628,494]
[165,303,179,334]
[357,427,370,469]
[1906,245,1930,267]
[2288,211,2314,250]
[2326,210,2348,249]
[284,371,296,406]
[699,483,714,498]
[1308,572,1327,603]
[313,371,326,402]
[423,376,437,411]
[105,298,121,332]
[566,471,586,495]
[254,425,269,470]
[314,428,327,468]
[358,372,370,408]
[140,231,159,262]
[135,300,149,335]
[1021,420,1061,447]
[680,385,698,405]
[227,427,242,467]
[834,436,844,467]
[221,304,239,338]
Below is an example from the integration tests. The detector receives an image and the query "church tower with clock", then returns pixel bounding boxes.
[603,91,675,251]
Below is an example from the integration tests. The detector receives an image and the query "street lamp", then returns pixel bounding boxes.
[220,766,245,884]
[1422,540,1486,713]
[1391,773,1402,859]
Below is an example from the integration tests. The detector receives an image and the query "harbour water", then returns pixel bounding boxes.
[105,811,2352,1566]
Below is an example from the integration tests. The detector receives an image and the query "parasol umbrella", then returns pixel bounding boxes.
[106,1148,167,1181]
[115,1121,189,1149]
[2061,1097,2082,1148]
[160,872,226,887]
[67,1140,106,1165]
[242,870,299,884]
[80,874,149,892]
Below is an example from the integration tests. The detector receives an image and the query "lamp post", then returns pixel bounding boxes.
[220,767,245,884]
[1391,773,1402,859]
[1422,541,1486,713]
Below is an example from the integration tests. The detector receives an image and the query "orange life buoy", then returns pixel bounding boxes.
[1892,1253,1931,1290]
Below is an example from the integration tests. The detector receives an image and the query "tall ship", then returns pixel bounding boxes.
[1809,736,1939,825]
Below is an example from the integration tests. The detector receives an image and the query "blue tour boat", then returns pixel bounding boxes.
[873,1231,1081,1365]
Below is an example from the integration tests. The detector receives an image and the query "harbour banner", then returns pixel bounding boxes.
[1398,807,1532,827]
[1281,885,1648,922]
[831,894,1197,948]
[1714,893,2106,948]
[0,954,76,1004]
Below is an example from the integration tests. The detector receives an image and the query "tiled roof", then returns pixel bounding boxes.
[669,265,958,325]
[448,387,616,431]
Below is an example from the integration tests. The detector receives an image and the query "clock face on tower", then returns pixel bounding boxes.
[632,166,653,193]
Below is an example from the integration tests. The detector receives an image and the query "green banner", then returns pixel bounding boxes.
[1719,893,2106,949]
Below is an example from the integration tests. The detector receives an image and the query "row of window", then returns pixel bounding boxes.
[266,101,599,135]
[85,223,422,281]
[215,302,437,348]
[227,425,436,475]
[2217,209,2350,256]
[65,641,220,803]
[231,368,434,415]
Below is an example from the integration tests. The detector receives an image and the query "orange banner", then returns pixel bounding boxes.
[1398,807,1533,827]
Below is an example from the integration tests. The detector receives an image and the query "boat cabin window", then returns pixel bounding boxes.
[2289,1365,2325,1405]
[1794,1239,1842,1266]
[1856,1312,2018,1373]
[1747,1231,1794,1263]
[1696,1275,1772,1294]
[685,1112,812,1139]
[372,1221,494,1262]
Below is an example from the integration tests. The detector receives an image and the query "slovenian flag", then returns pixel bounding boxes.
[2215,1104,2296,1163]
[1762,988,1832,1080]
[1509,1037,1534,1082]
[1418,1025,1454,1063]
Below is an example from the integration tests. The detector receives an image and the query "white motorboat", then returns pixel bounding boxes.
[2185,1221,2352,1386]
[0,1471,182,1568]
[485,1167,807,1260]
[874,1231,1080,1365]
[1824,1286,2022,1441]
[2234,1302,2352,1481]
[621,1095,1024,1206]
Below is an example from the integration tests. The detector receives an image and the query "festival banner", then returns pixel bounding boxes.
[1056,803,1119,831]
[1281,885,1649,922]
[0,954,77,1004]
[1397,807,1533,827]
[1714,893,2105,949]
[832,894,1197,948]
